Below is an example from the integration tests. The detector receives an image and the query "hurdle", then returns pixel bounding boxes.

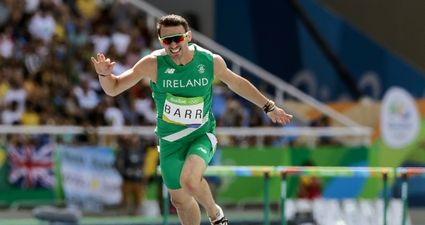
[159,166,424,225]
[275,166,393,225]
[396,167,425,225]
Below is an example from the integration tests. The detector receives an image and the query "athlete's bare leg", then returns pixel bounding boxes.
[169,188,201,225]
[180,155,220,220]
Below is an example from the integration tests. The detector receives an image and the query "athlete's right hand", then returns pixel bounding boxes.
[91,53,116,76]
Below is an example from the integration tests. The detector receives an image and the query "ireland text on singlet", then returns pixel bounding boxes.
[150,44,216,142]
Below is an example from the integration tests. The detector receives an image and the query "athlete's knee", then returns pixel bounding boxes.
[170,194,192,209]
[170,196,186,209]
[180,175,201,193]
[180,156,206,193]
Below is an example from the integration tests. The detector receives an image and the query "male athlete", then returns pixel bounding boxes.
[91,14,292,225]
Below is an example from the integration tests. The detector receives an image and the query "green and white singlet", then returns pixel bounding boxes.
[150,44,216,143]
[150,44,217,189]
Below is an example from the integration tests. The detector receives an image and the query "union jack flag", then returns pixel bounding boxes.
[8,136,55,189]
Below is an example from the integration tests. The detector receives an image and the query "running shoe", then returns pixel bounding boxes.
[209,204,229,225]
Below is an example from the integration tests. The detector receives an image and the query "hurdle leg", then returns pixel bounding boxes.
[280,171,287,225]
[383,172,388,225]
[401,173,408,225]
[263,171,270,225]
[162,182,169,225]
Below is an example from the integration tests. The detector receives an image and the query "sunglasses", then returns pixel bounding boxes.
[159,32,188,45]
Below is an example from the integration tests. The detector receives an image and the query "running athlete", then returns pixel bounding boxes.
[91,14,292,225]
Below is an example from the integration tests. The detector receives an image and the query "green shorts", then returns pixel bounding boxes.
[159,132,217,189]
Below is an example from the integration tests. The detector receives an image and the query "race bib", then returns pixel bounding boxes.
[162,93,204,126]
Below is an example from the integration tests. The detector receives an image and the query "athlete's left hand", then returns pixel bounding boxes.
[267,107,293,125]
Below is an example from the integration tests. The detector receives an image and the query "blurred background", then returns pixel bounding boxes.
[0,0,425,224]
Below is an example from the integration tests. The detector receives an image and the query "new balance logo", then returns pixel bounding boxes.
[198,147,207,154]
[164,68,175,74]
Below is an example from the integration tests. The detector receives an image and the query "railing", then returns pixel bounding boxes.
[159,166,422,225]
[0,125,372,147]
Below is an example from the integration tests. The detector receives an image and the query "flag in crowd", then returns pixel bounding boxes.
[7,135,55,189]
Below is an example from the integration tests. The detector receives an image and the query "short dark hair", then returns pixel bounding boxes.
[156,14,189,36]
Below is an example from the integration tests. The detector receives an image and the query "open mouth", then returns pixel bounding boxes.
[169,47,181,55]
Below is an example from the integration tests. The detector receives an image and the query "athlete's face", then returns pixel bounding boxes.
[159,25,192,59]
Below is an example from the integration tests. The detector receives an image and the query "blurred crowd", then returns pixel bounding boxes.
[0,0,273,131]
[0,0,156,127]
[0,0,288,148]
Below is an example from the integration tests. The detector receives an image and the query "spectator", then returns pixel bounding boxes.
[297,160,322,199]
[0,26,14,59]
[0,1,11,27]
[67,17,90,48]
[23,0,40,14]
[103,96,125,127]
[73,79,99,112]
[219,96,247,146]
[63,91,83,123]
[111,22,131,56]
[3,69,26,113]
[132,81,156,125]
[115,134,148,215]
[27,3,56,43]
[2,101,23,125]
[76,0,99,19]
[21,99,41,125]
[0,67,10,101]
[310,115,339,146]
[220,96,246,127]
[23,40,44,75]
[90,24,111,54]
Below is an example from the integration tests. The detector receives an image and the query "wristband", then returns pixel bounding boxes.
[263,100,276,113]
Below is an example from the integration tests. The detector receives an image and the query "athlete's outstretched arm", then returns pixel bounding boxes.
[91,53,156,96]
[214,54,292,125]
